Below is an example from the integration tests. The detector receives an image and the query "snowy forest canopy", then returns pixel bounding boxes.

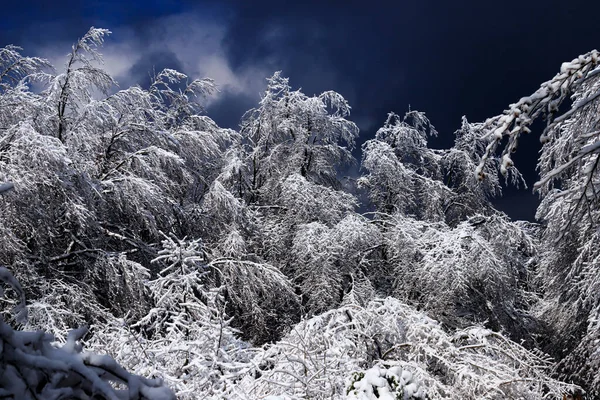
[1,27,600,399]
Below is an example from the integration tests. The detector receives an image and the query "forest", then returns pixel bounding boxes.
[0,27,599,399]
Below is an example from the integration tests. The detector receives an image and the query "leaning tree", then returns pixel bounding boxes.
[477,49,600,394]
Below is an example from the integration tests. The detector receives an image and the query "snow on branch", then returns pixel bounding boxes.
[0,267,175,400]
[237,297,580,399]
[477,50,600,184]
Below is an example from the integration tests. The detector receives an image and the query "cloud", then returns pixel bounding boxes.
[36,14,268,91]
[126,49,185,88]
[130,13,270,101]
[34,29,141,87]
[31,12,272,128]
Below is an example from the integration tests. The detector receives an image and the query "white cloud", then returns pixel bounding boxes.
[34,14,271,104]
[140,13,270,102]
[98,44,141,82]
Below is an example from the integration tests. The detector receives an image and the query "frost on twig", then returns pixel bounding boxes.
[475,49,600,394]
[0,266,175,400]
[477,50,600,213]
[237,297,579,400]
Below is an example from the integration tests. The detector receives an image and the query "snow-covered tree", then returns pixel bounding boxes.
[478,49,600,394]
[1,266,175,400]
[43,27,115,143]
[219,74,362,327]
[236,297,578,399]
[361,111,514,225]
[358,110,537,344]
[124,235,252,398]
[374,211,539,344]
[440,117,519,226]
[359,111,448,219]
[3,24,594,400]
[288,214,382,316]
[238,72,358,203]
[0,26,240,316]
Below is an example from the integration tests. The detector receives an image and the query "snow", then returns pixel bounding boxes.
[347,364,426,400]
[0,28,597,399]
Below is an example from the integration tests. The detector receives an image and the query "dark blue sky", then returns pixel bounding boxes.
[3,0,600,220]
